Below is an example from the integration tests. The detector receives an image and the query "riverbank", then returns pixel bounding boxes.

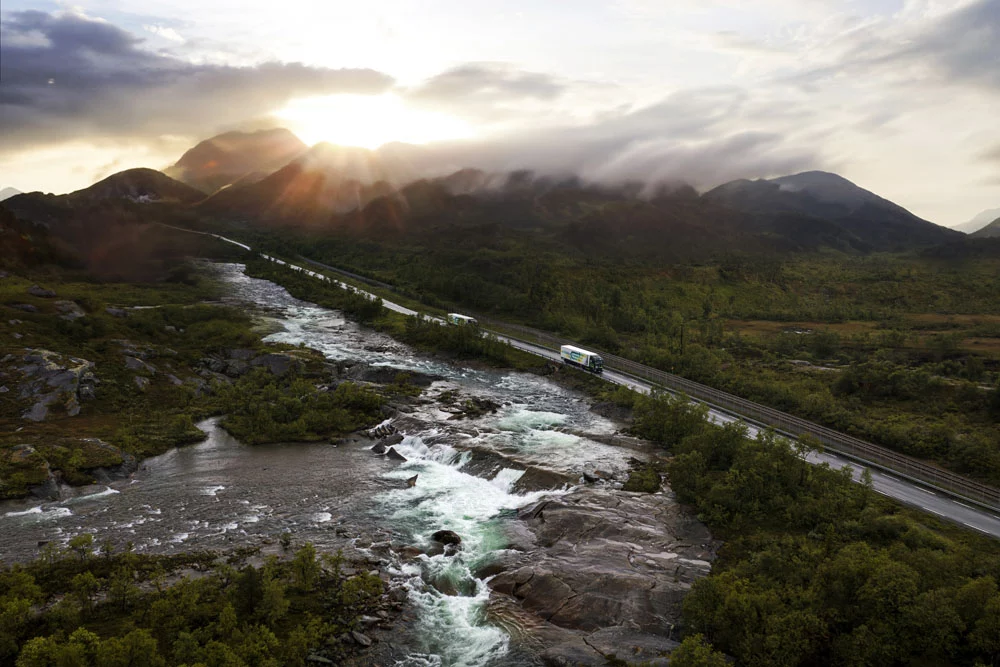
[4,261,719,665]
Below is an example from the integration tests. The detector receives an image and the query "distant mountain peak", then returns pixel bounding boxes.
[0,186,22,202]
[769,171,883,211]
[971,215,1000,239]
[952,207,1000,234]
[166,128,307,194]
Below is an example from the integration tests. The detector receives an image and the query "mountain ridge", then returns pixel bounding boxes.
[953,208,1000,235]
[971,215,1000,238]
[165,128,307,194]
[0,186,22,202]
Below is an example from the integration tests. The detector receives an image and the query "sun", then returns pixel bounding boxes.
[275,94,473,149]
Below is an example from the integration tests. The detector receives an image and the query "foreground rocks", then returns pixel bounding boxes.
[4,349,97,421]
[488,488,719,666]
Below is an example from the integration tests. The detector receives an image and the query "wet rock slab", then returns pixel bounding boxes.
[489,487,719,665]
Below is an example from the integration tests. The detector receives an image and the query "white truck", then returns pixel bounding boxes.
[560,345,604,374]
[447,313,479,327]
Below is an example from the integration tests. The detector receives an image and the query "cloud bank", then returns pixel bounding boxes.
[0,10,394,152]
[1,1,998,222]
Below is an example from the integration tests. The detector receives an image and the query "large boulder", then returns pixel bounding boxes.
[13,349,97,421]
[251,353,299,376]
[431,530,462,546]
[27,285,56,298]
[124,356,156,374]
[489,488,718,662]
[225,360,251,377]
[53,300,85,320]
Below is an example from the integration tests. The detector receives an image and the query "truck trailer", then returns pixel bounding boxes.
[560,345,604,374]
[447,313,479,327]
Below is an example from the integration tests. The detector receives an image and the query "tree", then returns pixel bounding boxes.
[14,636,60,667]
[632,391,708,447]
[108,567,138,612]
[71,572,100,614]
[669,634,728,667]
[95,629,166,667]
[292,543,319,590]
[68,534,94,561]
[258,574,290,627]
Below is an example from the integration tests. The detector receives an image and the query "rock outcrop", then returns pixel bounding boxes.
[488,488,719,665]
[8,349,97,421]
[53,300,86,320]
[27,285,56,298]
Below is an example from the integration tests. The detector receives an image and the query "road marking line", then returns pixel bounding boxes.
[964,523,993,534]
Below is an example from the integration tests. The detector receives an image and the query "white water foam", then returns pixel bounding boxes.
[495,409,568,433]
[378,434,565,665]
[61,486,120,504]
[3,505,73,520]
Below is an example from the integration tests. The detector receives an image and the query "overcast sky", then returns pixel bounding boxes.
[1,0,998,225]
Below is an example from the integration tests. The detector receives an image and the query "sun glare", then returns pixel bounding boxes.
[275,94,472,149]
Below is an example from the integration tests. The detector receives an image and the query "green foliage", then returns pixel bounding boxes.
[216,370,384,444]
[668,634,729,667]
[2,542,384,666]
[622,463,662,493]
[634,391,1000,667]
[0,272,277,497]
[231,228,1000,486]
[631,391,709,448]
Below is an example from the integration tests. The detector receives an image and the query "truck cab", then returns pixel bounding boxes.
[560,345,604,374]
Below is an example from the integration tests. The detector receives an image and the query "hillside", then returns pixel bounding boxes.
[0,206,76,270]
[972,216,1000,238]
[954,208,1000,235]
[197,143,413,222]
[165,128,307,194]
[217,167,954,257]
[2,169,204,226]
[704,171,959,250]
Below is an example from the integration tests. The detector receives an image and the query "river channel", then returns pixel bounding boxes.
[0,263,649,665]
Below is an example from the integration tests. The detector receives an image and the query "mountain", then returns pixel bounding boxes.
[0,187,22,202]
[165,128,307,194]
[2,168,204,226]
[971,216,1000,238]
[704,171,960,250]
[198,143,417,223]
[952,208,1000,235]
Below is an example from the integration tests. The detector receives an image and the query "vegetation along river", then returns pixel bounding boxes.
[2,264,711,666]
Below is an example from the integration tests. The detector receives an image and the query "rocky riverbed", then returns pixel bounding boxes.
[1,263,718,666]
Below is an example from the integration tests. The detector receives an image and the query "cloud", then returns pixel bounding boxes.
[0,10,395,154]
[897,0,1000,90]
[143,24,185,43]
[382,87,819,190]
[403,63,568,123]
[978,144,1000,164]
[407,62,565,103]
[779,0,1000,92]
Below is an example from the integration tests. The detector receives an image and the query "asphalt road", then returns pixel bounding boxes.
[176,227,1000,540]
[500,336,1000,539]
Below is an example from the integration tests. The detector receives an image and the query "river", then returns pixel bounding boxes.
[1,263,649,666]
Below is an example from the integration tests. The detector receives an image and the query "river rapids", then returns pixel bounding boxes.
[1,263,657,666]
